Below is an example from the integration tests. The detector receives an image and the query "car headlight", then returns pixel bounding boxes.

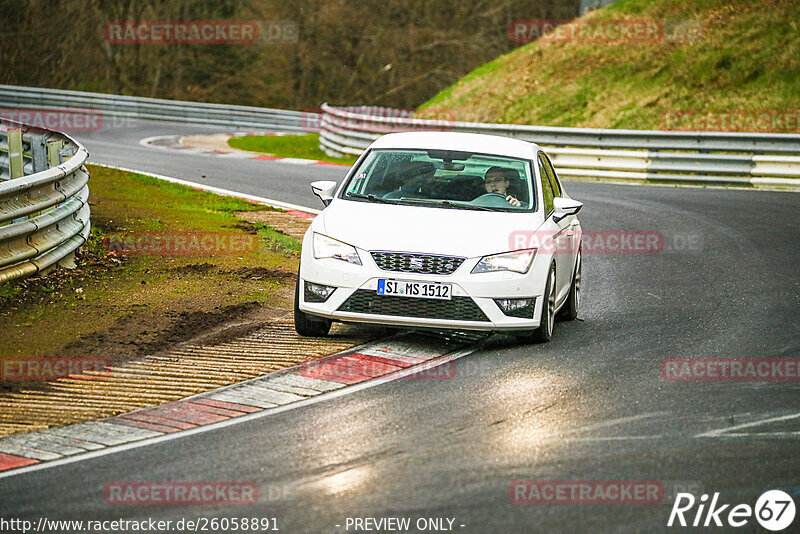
[472,249,536,274]
[313,233,362,265]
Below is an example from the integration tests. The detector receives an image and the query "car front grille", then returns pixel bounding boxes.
[338,290,489,322]
[370,252,465,275]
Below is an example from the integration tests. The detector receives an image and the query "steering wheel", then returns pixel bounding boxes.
[472,193,513,208]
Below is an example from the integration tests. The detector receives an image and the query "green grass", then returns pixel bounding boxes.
[0,165,301,358]
[228,133,357,166]
[419,0,800,131]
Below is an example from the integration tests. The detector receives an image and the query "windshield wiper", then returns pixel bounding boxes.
[397,198,458,208]
[398,198,506,211]
[458,203,507,212]
[345,192,395,204]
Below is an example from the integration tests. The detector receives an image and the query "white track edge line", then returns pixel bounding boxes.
[694,412,800,438]
[0,346,477,480]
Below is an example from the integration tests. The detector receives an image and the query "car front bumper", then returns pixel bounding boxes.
[298,236,551,332]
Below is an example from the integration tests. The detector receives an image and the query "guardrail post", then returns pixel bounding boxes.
[30,133,48,172]
[56,250,78,269]
[47,139,63,166]
[7,128,24,178]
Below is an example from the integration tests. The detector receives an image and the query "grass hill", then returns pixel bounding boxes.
[419,0,800,132]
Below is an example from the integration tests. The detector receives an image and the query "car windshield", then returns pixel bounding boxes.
[339,149,535,212]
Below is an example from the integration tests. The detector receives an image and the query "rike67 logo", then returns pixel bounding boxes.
[668,490,796,531]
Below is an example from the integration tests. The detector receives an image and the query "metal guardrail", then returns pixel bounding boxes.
[0,85,320,133]
[319,104,800,187]
[0,119,90,283]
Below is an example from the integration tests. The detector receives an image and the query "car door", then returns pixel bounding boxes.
[542,153,579,286]
[537,153,572,305]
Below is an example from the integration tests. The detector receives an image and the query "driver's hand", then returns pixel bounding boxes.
[506,195,521,207]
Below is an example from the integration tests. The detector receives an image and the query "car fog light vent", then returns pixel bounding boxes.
[304,281,336,303]
[494,298,536,318]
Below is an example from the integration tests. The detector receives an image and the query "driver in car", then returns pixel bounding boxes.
[484,166,522,207]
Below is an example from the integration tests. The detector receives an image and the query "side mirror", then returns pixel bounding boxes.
[552,197,583,223]
[311,180,338,207]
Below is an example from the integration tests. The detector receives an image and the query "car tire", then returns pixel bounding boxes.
[516,263,556,344]
[294,274,332,337]
[557,249,581,322]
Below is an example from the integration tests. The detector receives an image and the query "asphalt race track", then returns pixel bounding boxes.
[1,120,799,533]
[76,121,345,208]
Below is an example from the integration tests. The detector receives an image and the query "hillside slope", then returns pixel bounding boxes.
[420,0,800,131]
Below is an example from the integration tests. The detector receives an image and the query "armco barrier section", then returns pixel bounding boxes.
[0,85,320,133]
[0,119,90,283]
[319,104,800,187]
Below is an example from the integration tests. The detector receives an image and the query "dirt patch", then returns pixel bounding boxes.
[58,301,262,363]
[237,210,313,241]
[232,266,295,281]
[169,262,217,274]
[229,221,260,235]
[0,247,123,315]
[169,263,294,282]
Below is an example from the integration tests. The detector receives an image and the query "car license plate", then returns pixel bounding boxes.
[377,279,452,300]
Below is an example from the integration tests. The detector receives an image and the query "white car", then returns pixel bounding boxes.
[294,132,583,342]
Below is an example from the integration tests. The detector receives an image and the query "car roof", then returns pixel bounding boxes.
[368,132,541,160]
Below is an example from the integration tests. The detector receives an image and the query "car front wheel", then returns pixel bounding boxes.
[294,274,332,337]
[516,263,556,344]
[557,249,580,322]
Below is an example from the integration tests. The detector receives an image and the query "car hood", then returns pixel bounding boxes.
[315,199,542,258]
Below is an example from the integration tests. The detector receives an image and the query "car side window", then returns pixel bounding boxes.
[538,156,555,215]
[540,153,561,197]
